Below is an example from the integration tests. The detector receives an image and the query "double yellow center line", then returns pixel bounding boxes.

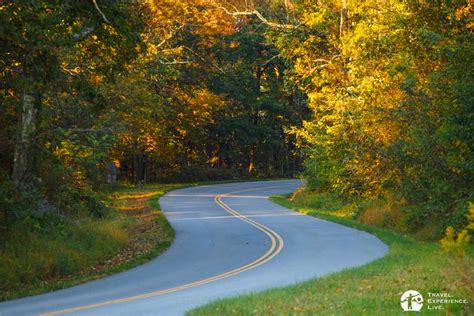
[41,186,285,316]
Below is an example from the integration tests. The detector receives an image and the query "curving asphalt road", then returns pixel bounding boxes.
[0,180,388,316]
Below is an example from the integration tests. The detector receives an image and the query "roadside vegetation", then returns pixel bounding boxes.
[0,183,180,301]
[1,4,304,298]
[0,1,472,311]
[189,191,474,315]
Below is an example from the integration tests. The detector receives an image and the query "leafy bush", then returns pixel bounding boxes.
[440,203,474,257]
[440,227,471,257]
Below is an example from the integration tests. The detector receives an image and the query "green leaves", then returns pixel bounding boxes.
[277,0,474,237]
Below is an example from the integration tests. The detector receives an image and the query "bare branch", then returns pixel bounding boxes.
[214,6,299,30]
[259,54,281,67]
[156,25,185,50]
[92,0,110,24]
[313,58,333,64]
[339,0,347,38]
[307,54,341,76]
[159,59,192,65]
[284,0,290,21]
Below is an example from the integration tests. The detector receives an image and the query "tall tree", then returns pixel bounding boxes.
[1,1,143,191]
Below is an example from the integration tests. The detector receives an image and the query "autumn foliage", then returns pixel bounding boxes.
[0,1,473,240]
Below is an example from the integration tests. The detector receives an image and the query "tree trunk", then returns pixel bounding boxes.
[133,153,145,183]
[339,0,347,38]
[284,0,290,21]
[12,81,39,190]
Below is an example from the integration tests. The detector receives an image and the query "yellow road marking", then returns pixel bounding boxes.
[40,185,286,316]
[172,212,303,221]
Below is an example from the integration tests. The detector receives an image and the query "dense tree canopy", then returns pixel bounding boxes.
[273,0,473,235]
[0,1,307,222]
[1,0,472,237]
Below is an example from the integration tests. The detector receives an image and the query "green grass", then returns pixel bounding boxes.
[0,183,184,301]
[0,179,281,301]
[189,193,474,315]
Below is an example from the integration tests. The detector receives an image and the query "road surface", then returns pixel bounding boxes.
[0,180,388,315]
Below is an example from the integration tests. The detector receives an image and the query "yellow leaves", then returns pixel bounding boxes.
[146,42,159,56]
[177,127,188,137]
[114,159,121,168]
[440,226,471,257]
[454,3,472,21]
[118,133,132,146]
[143,0,235,37]
[174,87,225,127]
[195,8,235,36]
[300,9,328,28]
[138,132,158,154]
[140,0,236,61]
[467,202,474,231]
[440,202,474,257]
[92,73,104,85]
[229,41,240,49]
[102,23,118,37]
[452,3,474,29]
[60,61,82,76]
[54,145,72,161]
[209,155,219,166]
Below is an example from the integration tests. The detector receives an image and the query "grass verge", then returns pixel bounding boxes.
[0,179,278,301]
[0,183,185,301]
[189,193,473,315]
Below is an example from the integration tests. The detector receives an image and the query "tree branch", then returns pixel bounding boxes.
[159,59,192,65]
[214,6,299,30]
[92,0,110,24]
[259,54,281,67]
[156,25,185,50]
[307,54,341,76]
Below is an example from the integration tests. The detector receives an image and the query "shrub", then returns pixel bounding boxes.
[440,227,471,257]
[440,203,474,257]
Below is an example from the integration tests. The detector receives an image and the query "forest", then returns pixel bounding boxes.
[0,0,473,307]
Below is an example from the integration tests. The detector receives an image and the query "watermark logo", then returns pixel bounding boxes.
[401,290,424,312]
